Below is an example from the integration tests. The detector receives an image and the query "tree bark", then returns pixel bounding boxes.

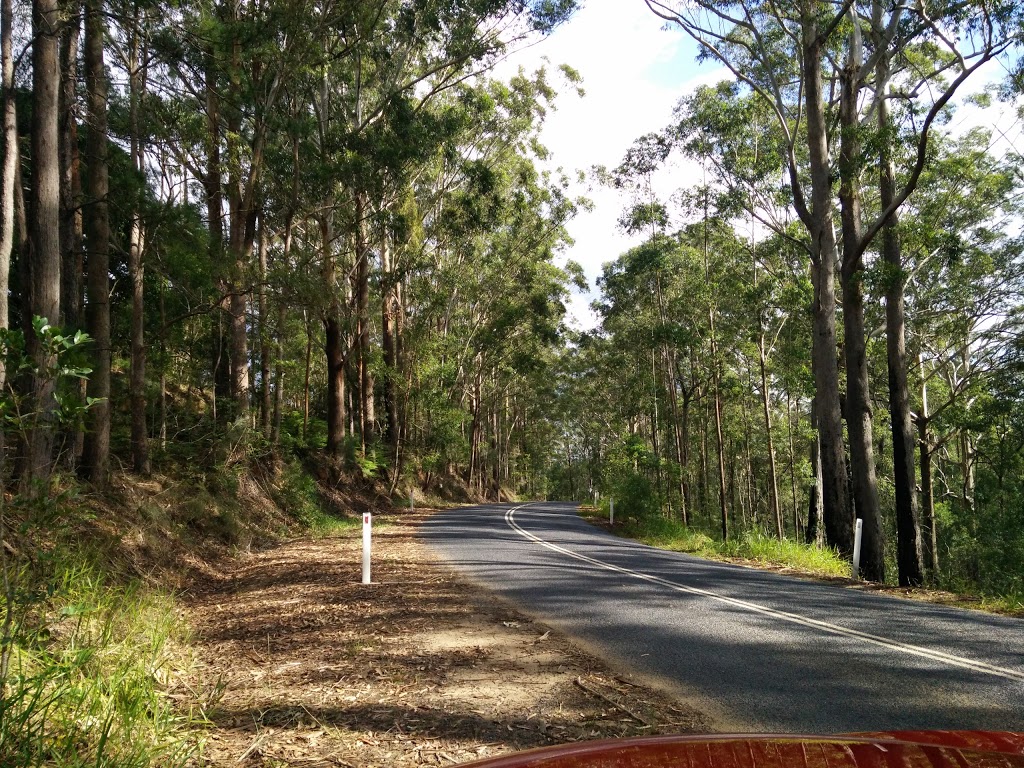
[27,0,62,489]
[272,300,286,447]
[758,337,783,537]
[81,0,111,487]
[59,4,82,331]
[877,44,924,587]
[258,219,271,435]
[224,4,251,420]
[381,229,400,467]
[0,0,15,359]
[204,45,227,417]
[918,366,937,575]
[802,12,853,556]
[787,392,800,537]
[666,349,687,524]
[806,398,825,547]
[838,42,884,581]
[128,14,148,474]
[354,191,374,448]
[322,212,346,455]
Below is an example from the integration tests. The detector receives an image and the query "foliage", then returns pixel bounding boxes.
[274,460,359,536]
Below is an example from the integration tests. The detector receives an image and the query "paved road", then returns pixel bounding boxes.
[420,501,1024,733]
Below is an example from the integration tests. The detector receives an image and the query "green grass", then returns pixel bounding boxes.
[582,507,850,579]
[0,558,204,768]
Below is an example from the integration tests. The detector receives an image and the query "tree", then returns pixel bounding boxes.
[81,0,111,486]
[26,0,62,489]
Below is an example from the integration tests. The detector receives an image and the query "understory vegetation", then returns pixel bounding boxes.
[581,505,850,579]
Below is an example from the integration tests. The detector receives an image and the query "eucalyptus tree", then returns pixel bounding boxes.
[0,0,15,357]
[24,0,62,489]
[899,129,1024,579]
[642,0,1022,582]
[80,0,111,485]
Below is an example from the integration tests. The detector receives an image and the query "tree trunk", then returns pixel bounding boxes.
[877,44,924,587]
[354,191,374,447]
[0,0,15,371]
[272,218,294,447]
[711,343,728,541]
[59,4,82,331]
[159,279,166,450]
[806,399,825,546]
[322,213,346,455]
[759,337,783,538]
[129,219,148,473]
[381,230,400,467]
[128,19,148,474]
[81,0,111,487]
[666,349,687,524]
[918,369,938,574]
[302,311,312,439]
[204,47,226,418]
[802,14,852,556]
[27,0,62,489]
[787,392,800,538]
[838,44,884,581]
[258,220,271,435]
[224,4,250,420]
[272,301,286,447]
[324,314,346,455]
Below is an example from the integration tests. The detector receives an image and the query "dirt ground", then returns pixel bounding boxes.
[185,510,712,767]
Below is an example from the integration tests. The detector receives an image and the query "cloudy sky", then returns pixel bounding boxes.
[496,4,1023,332]
[495,4,726,330]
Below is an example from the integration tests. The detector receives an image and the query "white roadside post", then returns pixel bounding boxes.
[409,491,414,512]
[362,512,372,584]
[852,518,863,579]
[610,499,615,526]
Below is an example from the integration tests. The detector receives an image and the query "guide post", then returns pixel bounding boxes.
[362,513,372,584]
[852,518,863,579]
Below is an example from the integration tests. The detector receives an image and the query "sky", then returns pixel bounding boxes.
[495,4,1024,333]
[495,4,727,331]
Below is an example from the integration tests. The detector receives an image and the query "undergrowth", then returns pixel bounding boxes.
[0,454,378,765]
[582,506,849,578]
[274,460,361,536]
[0,554,202,767]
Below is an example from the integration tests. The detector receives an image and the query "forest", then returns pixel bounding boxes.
[2,0,1024,761]
[548,0,1024,598]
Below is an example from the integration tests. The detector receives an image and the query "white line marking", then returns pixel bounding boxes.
[505,504,1024,684]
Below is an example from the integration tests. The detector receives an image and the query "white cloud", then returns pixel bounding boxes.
[494,5,730,331]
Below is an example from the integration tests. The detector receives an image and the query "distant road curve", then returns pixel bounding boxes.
[420,501,1024,733]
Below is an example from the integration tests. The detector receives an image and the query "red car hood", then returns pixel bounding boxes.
[456,731,1024,768]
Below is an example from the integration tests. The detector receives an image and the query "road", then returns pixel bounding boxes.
[419,501,1024,733]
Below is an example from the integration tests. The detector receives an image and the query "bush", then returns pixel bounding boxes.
[274,460,356,535]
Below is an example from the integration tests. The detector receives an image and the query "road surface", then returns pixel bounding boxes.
[420,501,1024,733]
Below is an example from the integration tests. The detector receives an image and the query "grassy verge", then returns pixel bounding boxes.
[0,457,373,766]
[579,506,1024,616]
[579,506,850,578]
[0,556,203,767]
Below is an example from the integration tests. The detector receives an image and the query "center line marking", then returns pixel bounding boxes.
[504,503,1024,684]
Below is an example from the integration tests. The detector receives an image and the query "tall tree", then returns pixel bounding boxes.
[27,0,63,488]
[81,0,111,486]
[0,0,15,367]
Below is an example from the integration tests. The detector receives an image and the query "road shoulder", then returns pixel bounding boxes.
[184,509,713,767]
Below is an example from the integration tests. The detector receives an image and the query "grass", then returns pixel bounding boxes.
[580,506,850,579]
[0,558,204,768]
[0,457,402,766]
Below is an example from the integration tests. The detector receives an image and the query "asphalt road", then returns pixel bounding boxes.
[419,501,1024,733]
